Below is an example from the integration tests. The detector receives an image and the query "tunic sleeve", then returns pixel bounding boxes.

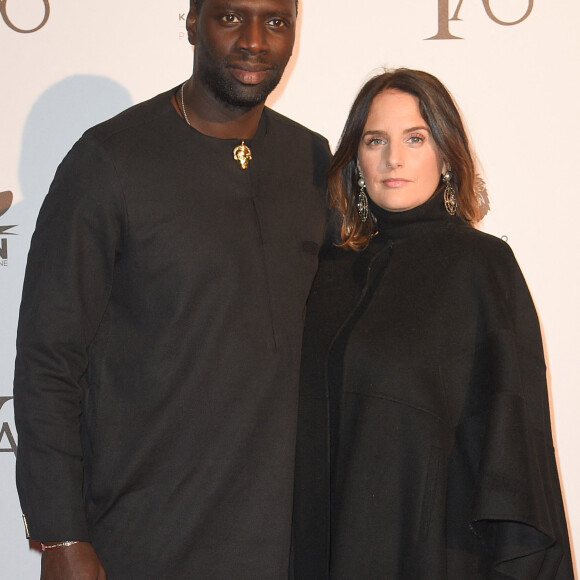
[13,135,125,541]
[451,244,573,579]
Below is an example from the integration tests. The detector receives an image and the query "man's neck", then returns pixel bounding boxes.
[181,77,265,140]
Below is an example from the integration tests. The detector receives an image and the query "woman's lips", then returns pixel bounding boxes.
[383,178,410,188]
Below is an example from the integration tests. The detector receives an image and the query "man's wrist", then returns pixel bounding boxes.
[40,541,80,551]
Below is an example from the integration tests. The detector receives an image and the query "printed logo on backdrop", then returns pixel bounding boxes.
[178,8,187,40]
[0,397,17,456]
[0,190,17,266]
[1,0,50,34]
[427,0,534,39]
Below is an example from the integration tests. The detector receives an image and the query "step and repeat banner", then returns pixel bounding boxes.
[1,1,578,576]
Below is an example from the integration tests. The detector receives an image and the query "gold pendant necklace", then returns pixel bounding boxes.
[233,141,252,170]
[180,83,253,171]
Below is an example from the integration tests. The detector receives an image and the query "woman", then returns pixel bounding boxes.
[292,69,573,579]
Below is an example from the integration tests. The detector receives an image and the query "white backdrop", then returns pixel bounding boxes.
[1,1,578,576]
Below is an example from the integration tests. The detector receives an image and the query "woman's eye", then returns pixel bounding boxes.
[368,138,385,146]
[408,135,424,144]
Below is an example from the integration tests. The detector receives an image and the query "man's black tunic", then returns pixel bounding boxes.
[14,88,330,579]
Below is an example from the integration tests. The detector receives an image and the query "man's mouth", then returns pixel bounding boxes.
[228,63,272,85]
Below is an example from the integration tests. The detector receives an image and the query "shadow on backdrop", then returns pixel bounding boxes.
[1,76,134,397]
[16,75,133,232]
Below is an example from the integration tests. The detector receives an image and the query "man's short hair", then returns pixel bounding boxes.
[192,0,298,11]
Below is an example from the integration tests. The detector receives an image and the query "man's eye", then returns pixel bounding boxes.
[268,18,287,28]
[221,14,241,24]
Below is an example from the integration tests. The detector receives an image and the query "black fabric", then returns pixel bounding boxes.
[14,88,331,579]
[293,192,573,579]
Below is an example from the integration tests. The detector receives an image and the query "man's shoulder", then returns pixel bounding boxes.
[263,107,328,146]
[84,87,176,146]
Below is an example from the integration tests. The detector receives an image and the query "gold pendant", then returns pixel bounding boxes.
[233,141,252,170]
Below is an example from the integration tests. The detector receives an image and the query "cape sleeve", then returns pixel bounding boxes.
[13,134,125,541]
[451,242,574,579]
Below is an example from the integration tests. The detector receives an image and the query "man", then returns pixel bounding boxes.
[14,0,330,578]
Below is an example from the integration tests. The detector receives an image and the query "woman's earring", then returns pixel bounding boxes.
[357,172,369,222]
[443,170,457,216]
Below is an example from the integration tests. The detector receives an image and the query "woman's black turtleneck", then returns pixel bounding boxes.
[369,189,462,242]
[293,191,573,579]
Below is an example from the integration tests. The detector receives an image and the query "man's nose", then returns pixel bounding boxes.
[238,20,268,54]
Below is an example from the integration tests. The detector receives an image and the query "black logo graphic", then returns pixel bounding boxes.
[0,397,17,456]
[0,190,16,262]
[427,0,534,40]
[1,0,50,34]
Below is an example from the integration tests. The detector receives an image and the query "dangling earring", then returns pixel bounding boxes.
[357,171,369,222]
[443,170,457,216]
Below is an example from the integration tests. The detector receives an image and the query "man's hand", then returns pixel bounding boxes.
[40,541,106,580]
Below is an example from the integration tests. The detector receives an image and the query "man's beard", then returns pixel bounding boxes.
[195,50,285,109]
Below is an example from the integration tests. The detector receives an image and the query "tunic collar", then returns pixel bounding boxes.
[169,84,270,149]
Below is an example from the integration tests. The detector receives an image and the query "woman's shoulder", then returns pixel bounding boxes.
[318,241,369,267]
[438,223,528,301]
[314,243,360,285]
[445,222,518,266]
[311,240,389,304]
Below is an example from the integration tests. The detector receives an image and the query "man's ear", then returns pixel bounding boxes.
[186,6,198,46]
